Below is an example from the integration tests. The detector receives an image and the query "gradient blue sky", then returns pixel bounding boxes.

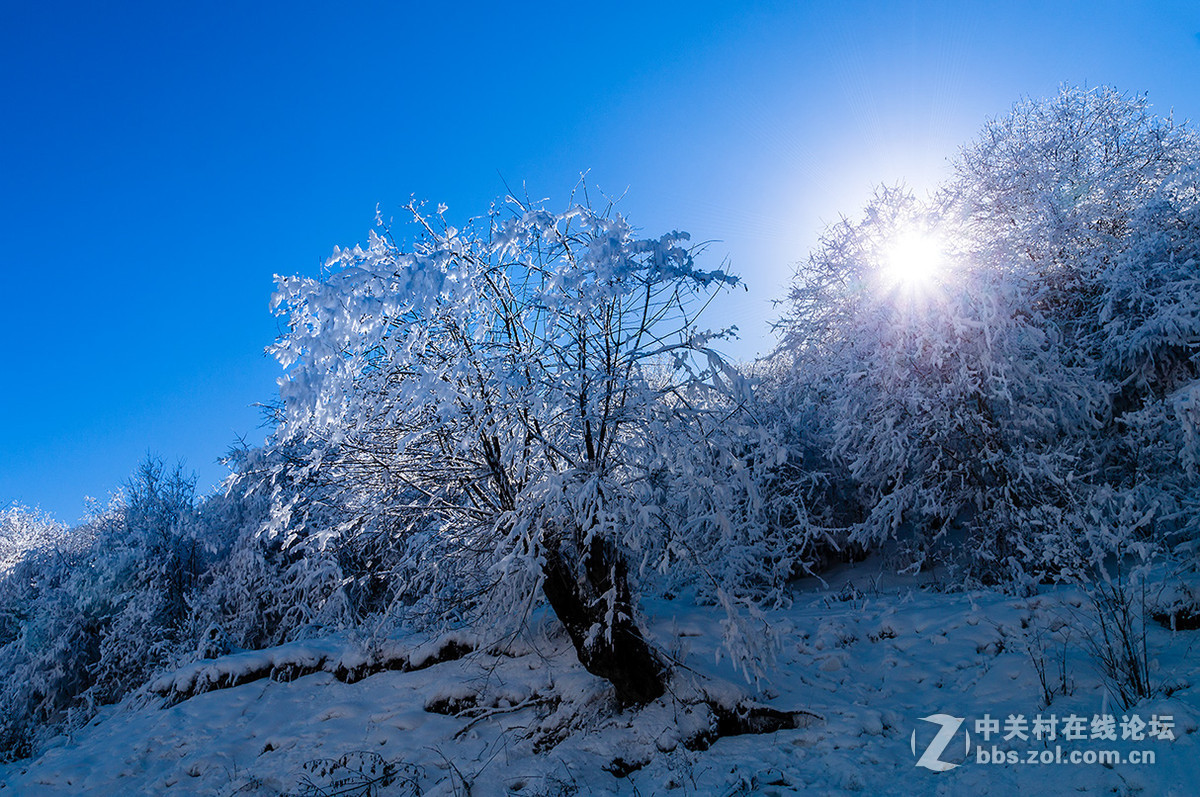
[3,1,1198,523]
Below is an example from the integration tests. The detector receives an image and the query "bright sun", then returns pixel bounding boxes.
[883,230,944,286]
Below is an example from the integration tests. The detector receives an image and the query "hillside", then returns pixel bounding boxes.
[4,563,1197,796]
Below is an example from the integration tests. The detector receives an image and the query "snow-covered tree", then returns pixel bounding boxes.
[1086,164,1200,557]
[265,196,772,704]
[773,86,1200,578]
[948,86,1198,344]
[0,504,66,575]
[776,185,1099,577]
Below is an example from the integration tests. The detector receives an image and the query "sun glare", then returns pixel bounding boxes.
[883,231,944,286]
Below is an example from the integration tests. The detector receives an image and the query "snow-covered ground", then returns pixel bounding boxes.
[3,561,1198,796]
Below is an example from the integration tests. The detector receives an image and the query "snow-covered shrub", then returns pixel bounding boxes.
[0,457,227,760]
[0,537,88,759]
[0,505,79,656]
[1021,611,1073,709]
[190,443,356,652]
[1072,558,1160,711]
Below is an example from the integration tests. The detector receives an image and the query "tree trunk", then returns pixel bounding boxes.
[541,536,665,708]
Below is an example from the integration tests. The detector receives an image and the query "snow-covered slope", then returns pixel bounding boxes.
[3,566,1198,795]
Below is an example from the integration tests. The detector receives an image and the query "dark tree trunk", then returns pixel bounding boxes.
[541,536,665,708]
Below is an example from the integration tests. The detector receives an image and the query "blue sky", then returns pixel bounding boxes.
[2,1,1198,523]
